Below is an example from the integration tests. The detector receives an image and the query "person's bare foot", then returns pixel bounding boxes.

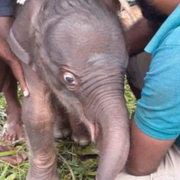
[1,111,24,144]
[0,145,26,165]
[1,122,24,143]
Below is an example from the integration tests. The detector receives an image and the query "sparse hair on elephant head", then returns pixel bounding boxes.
[8,0,130,180]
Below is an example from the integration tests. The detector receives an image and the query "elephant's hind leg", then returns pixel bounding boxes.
[53,102,72,140]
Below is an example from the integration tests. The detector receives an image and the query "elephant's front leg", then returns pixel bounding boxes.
[22,64,58,180]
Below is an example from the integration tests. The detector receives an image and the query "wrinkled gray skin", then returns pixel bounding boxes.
[8,0,129,180]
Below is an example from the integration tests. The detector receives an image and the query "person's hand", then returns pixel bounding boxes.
[0,17,29,97]
[5,51,29,97]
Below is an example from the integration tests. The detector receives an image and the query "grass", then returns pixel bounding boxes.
[0,80,136,180]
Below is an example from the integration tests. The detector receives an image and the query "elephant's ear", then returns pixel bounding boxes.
[7,0,46,66]
[8,29,30,65]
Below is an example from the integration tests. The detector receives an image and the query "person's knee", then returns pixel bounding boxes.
[115,171,151,180]
[126,165,157,176]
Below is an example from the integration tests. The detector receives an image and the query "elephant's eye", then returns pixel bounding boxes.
[63,72,76,84]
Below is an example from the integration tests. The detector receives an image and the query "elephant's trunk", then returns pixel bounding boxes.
[96,96,130,180]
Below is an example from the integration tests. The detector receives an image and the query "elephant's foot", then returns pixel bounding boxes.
[72,133,90,146]
[27,155,59,180]
[1,110,24,143]
[53,125,71,139]
[27,173,59,180]
[69,117,91,146]
[26,174,59,180]
[27,177,58,180]
[71,122,91,146]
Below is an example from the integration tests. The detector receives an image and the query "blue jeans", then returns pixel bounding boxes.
[0,0,16,17]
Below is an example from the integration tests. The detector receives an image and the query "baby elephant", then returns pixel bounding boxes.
[8,0,130,180]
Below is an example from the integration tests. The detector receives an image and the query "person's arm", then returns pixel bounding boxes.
[125,18,161,56]
[126,120,175,175]
[0,17,29,97]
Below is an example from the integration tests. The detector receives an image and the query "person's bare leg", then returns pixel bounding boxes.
[0,60,8,91]
[1,69,23,143]
[0,17,29,96]
[0,16,24,143]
